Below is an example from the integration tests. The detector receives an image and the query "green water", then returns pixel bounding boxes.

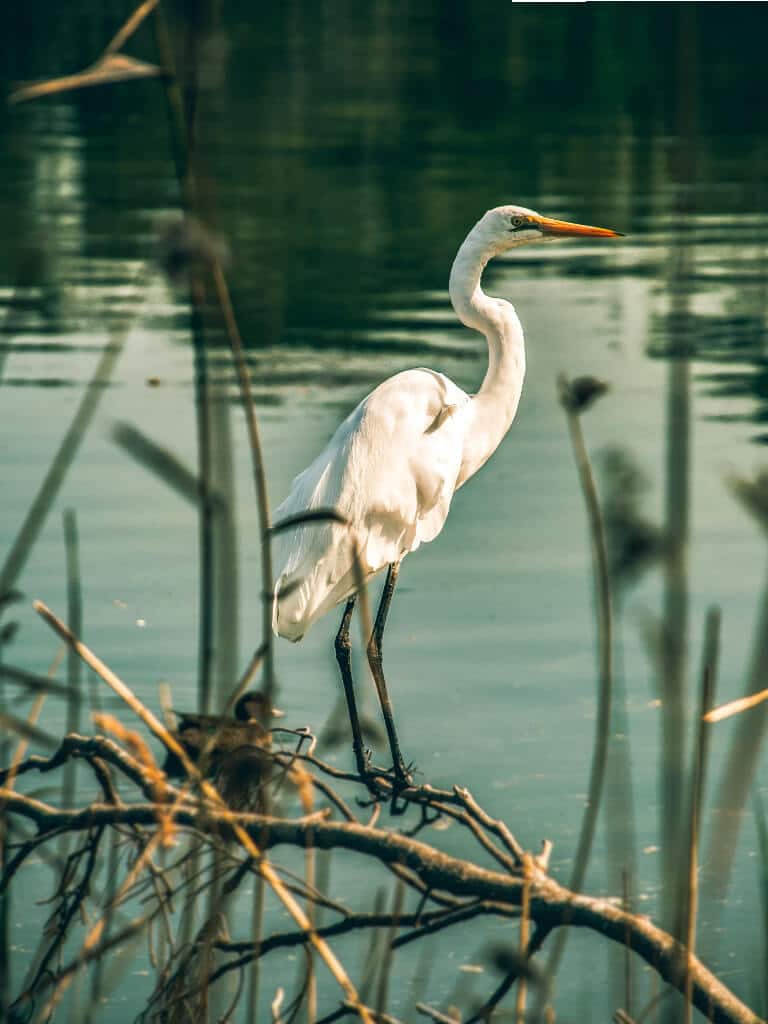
[1,3,767,1019]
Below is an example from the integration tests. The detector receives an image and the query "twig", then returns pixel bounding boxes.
[32,601,372,1022]
[704,688,768,723]
[103,0,160,56]
[0,783,760,1024]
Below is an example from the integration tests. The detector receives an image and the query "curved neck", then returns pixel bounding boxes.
[449,231,526,478]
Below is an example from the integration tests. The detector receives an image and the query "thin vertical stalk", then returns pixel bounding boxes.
[153,9,256,710]
[246,869,266,1020]
[58,516,81,1019]
[190,280,215,713]
[304,838,317,1023]
[152,14,271,1014]
[84,829,119,1024]
[563,386,614,896]
[543,378,613,991]
[606,600,637,1015]
[659,349,690,921]
[210,390,239,710]
[680,608,720,1023]
[210,260,275,700]
[753,790,768,1020]
[660,5,696,953]
[622,869,633,1018]
[60,510,82,862]
[153,7,216,714]
[0,603,11,1021]
[374,881,404,1018]
[705,567,768,902]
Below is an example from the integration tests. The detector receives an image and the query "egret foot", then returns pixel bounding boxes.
[364,760,415,792]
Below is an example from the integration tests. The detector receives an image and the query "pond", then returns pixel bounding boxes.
[1,3,767,1020]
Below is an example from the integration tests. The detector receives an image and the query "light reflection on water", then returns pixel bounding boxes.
[1,2,768,1017]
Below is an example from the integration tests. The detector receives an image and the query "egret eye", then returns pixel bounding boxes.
[510,216,525,229]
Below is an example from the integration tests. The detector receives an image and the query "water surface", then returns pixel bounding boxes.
[1,3,767,1018]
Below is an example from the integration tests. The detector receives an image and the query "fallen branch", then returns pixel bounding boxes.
[0,784,759,1024]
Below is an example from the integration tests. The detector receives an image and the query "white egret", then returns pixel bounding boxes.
[272,205,622,785]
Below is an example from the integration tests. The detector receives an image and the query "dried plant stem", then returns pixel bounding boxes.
[375,881,404,1017]
[36,820,166,1022]
[1,645,63,801]
[34,602,191,770]
[179,269,216,715]
[661,11,696,953]
[660,352,691,936]
[680,608,720,1023]
[2,764,762,1024]
[1,694,46,799]
[32,601,371,1022]
[247,870,266,1019]
[544,377,614,986]
[623,868,633,1017]
[209,259,275,700]
[705,688,768,723]
[705,568,768,907]
[304,841,318,1023]
[60,509,82,860]
[103,0,160,56]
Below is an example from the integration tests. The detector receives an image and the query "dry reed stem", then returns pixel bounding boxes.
[103,0,160,56]
[543,376,614,993]
[8,55,162,105]
[681,608,720,1023]
[32,600,372,1022]
[1,694,46,799]
[36,818,167,1022]
[1,645,64,801]
[297,766,318,1022]
[704,688,768,723]
[209,259,276,701]
[111,421,225,510]
[93,713,176,847]
[34,602,193,773]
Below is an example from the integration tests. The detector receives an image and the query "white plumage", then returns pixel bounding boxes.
[270,203,620,782]
[273,367,471,640]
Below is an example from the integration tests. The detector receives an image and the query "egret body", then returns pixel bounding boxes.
[272,205,621,783]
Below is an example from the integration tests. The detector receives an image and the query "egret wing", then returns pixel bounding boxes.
[273,369,470,639]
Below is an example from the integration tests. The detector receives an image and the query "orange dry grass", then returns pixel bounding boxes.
[93,711,176,848]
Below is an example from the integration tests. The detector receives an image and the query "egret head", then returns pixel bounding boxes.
[476,204,622,254]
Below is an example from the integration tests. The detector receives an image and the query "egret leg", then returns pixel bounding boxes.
[366,561,412,785]
[334,596,368,778]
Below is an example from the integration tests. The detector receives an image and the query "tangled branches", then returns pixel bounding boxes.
[0,721,760,1024]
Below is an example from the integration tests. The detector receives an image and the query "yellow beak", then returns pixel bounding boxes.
[534,215,623,238]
